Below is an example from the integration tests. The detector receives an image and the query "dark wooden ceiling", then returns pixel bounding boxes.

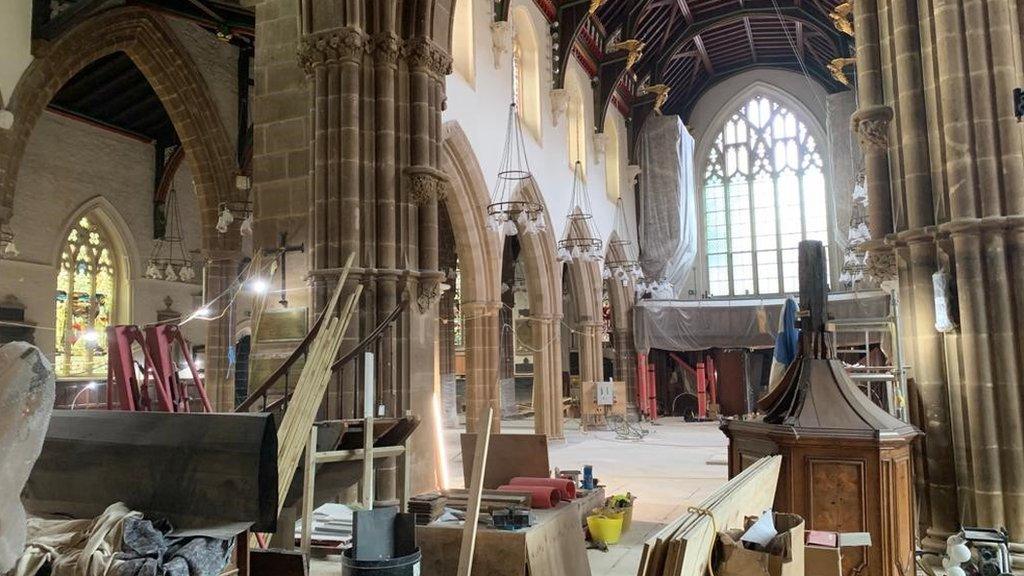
[591,0,851,117]
[48,51,178,145]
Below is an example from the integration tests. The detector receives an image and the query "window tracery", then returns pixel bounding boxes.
[55,215,118,377]
[703,95,828,296]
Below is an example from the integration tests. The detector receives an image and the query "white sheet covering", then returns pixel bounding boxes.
[638,115,698,297]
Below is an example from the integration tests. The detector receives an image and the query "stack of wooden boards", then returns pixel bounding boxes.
[408,493,448,525]
[443,489,532,514]
[637,455,782,576]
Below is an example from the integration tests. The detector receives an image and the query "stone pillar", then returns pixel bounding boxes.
[531,315,563,439]
[578,320,603,390]
[463,301,501,432]
[858,0,1024,564]
[203,250,241,411]
[880,0,959,550]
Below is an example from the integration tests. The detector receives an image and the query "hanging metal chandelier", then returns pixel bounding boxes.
[487,103,546,237]
[603,198,644,287]
[557,161,604,264]
[146,187,196,282]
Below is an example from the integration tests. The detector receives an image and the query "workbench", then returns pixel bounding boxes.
[417,487,605,576]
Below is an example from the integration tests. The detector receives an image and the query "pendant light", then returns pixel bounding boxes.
[557,160,603,264]
[146,187,196,282]
[604,197,644,288]
[487,89,545,237]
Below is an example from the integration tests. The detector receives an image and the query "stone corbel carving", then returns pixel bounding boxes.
[593,133,608,164]
[0,224,16,259]
[865,249,897,283]
[491,21,513,69]
[405,38,453,78]
[297,27,367,71]
[851,105,894,152]
[405,166,449,205]
[417,278,443,313]
[0,109,13,131]
[550,88,569,127]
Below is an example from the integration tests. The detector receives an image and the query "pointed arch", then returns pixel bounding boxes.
[0,7,237,251]
[53,197,136,378]
[441,121,503,432]
[510,5,543,142]
[511,179,564,438]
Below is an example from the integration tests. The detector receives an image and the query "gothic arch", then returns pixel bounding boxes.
[441,121,502,432]
[511,179,565,438]
[54,196,138,326]
[0,7,237,251]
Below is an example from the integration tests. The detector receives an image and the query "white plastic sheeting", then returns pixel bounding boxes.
[638,115,698,298]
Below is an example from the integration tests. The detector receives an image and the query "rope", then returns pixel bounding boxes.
[686,506,718,576]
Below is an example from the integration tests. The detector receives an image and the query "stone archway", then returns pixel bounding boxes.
[513,181,565,438]
[0,7,237,250]
[440,121,502,433]
[604,230,638,411]
[0,7,241,409]
[561,214,606,419]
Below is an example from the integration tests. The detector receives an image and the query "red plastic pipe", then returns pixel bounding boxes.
[498,485,559,509]
[508,477,576,500]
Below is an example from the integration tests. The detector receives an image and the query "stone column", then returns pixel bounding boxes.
[882,0,959,550]
[203,250,241,411]
[462,300,501,432]
[531,315,564,438]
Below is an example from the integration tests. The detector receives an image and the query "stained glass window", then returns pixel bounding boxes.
[703,95,828,296]
[55,215,117,377]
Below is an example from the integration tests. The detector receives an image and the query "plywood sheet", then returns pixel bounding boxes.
[460,433,549,489]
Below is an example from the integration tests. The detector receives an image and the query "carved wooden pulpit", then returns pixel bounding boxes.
[721,241,920,576]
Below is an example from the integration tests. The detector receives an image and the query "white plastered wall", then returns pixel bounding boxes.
[444,0,632,255]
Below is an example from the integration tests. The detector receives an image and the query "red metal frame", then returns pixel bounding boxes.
[105,324,211,413]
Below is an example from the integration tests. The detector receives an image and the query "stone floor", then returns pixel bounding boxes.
[442,417,731,576]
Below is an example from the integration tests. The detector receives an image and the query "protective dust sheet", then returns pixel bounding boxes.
[634,292,890,353]
[639,115,697,295]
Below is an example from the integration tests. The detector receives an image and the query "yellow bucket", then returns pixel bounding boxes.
[587,512,625,545]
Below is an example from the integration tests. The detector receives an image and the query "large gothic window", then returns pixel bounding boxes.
[703,95,828,296]
[55,215,118,378]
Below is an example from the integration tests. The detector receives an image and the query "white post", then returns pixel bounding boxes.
[362,351,375,509]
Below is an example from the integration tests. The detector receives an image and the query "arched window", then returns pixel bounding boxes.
[511,7,542,141]
[451,0,474,84]
[566,75,587,173]
[604,115,622,200]
[703,94,827,296]
[55,214,119,377]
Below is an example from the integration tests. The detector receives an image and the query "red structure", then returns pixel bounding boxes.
[106,324,211,413]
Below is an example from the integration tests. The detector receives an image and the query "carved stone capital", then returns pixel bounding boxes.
[417,279,443,313]
[851,105,894,152]
[490,21,512,69]
[865,248,898,283]
[405,166,449,204]
[404,38,452,77]
[297,27,367,71]
[371,33,402,66]
[550,89,568,127]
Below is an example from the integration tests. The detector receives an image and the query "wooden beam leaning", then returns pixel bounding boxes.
[457,406,495,576]
[273,253,359,515]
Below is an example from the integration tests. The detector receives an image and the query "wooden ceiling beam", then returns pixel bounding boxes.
[693,35,715,74]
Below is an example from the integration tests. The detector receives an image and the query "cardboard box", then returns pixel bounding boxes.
[804,532,873,576]
[716,513,805,576]
[806,545,843,576]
